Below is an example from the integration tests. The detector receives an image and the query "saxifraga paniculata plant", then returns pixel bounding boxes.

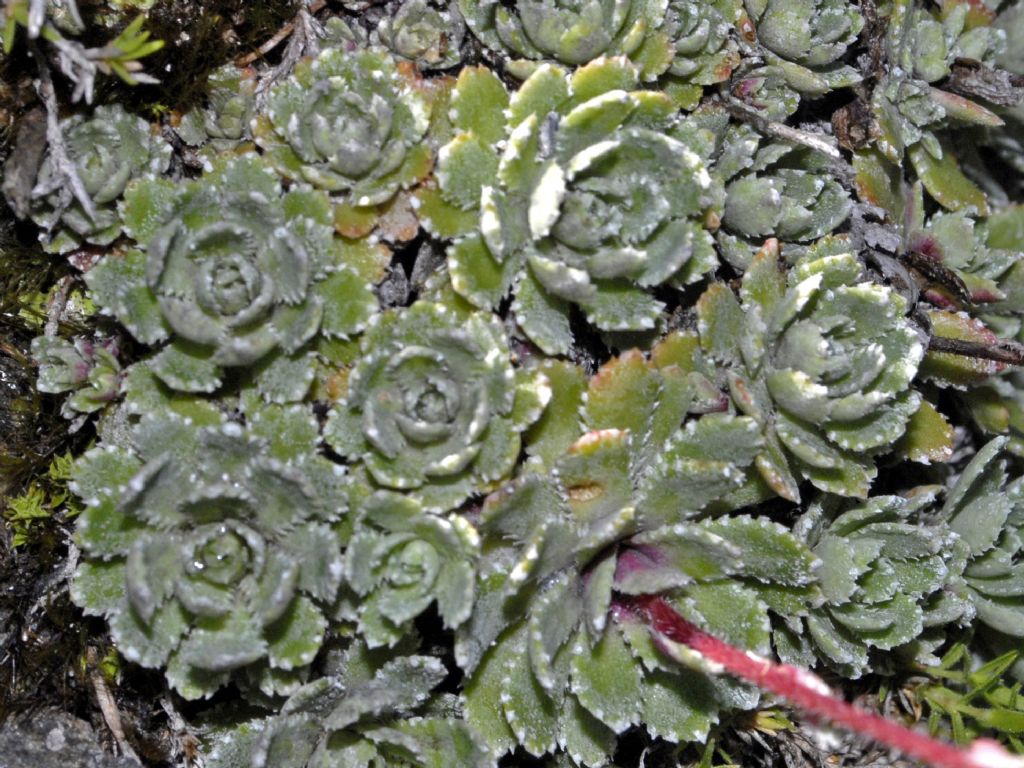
[255,47,433,220]
[70,404,346,699]
[695,241,924,500]
[84,154,379,400]
[325,299,550,512]
[424,57,718,354]
[25,103,171,254]
[6,1,1024,767]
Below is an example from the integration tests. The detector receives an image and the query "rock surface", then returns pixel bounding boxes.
[0,709,137,768]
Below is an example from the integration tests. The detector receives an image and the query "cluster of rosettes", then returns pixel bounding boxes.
[5,1,1024,766]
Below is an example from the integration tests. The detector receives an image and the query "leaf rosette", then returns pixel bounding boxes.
[458,0,675,79]
[31,335,123,417]
[936,438,1024,640]
[375,0,466,70]
[27,103,171,253]
[325,300,550,511]
[744,0,862,93]
[661,0,740,107]
[70,407,346,699]
[175,64,259,154]
[346,491,478,648]
[207,645,491,768]
[783,491,965,678]
[696,242,925,500]
[256,47,432,208]
[710,125,852,266]
[428,58,717,354]
[458,374,818,760]
[87,155,378,398]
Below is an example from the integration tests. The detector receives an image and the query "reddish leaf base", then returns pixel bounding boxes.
[619,595,1024,768]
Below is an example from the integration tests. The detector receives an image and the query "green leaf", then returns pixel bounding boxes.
[512,271,573,355]
[892,399,955,464]
[570,625,642,732]
[909,141,989,216]
[696,283,744,365]
[450,66,509,145]
[464,628,519,757]
[416,187,480,239]
[317,269,378,339]
[266,596,328,671]
[85,250,169,345]
[150,342,223,393]
[438,133,499,210]
[253,350,316,404]
[449,234,513,309]
[71,560,128,617]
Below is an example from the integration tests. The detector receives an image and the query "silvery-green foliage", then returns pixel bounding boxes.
[936,438,1024,639]
[26,103,170,253]
[69,405,346,699]
[696,242,925,501]
[458,358,818,760]
[712,124,851,263]
[744,0,862,94]
[871,76,950,162]
[86,155,378,399]
[175,64,258,154]
[345,491,478,648]
[907,208,1024,312]
[660,0,740,107]
[785,491,967,679]
[458,0,674,79]
[888,0,1005,85]
[256,47,432,207]
[325,300,550,512]
[729,64,802,121]
[206,643,490,768]
[429,58,717,354]
[868,0,1005,214]
[375,0,465,70]
[31,334,123,417]
[745,0,861,68]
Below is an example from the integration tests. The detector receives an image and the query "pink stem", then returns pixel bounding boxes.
[621,595,1024,768]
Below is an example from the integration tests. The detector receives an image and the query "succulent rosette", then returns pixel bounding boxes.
[175,63,258,154]
[783,492,966,678]
[863,0,1006,214]
[711,126,852,266]
[457,358,817,761]
[30,335,124,417]
[458,0,674,79]
[425,58,717,354]
[70,407,346,699]
[936,438,1024,640]
[889,0,1005,86]
[661,0,740,108]
[696,242,925,501]
[898,199,1024,322]
[325,300,550,511]
[86,155,379,399]
[214,646,491,768]
[744,0,862,93]
[375,0,465,70]
[346,491,478,648]
[27,103,171,253]
[256,47,432,209]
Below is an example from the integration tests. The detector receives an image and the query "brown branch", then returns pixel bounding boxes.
[87,647,140,764]
[928,336,1024,366]
[234,0,327,66]
[721,97,842,159]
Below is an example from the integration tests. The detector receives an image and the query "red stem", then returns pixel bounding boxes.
[620,595,1023,768]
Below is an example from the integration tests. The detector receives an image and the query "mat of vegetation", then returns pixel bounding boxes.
[1,1,1023,767]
